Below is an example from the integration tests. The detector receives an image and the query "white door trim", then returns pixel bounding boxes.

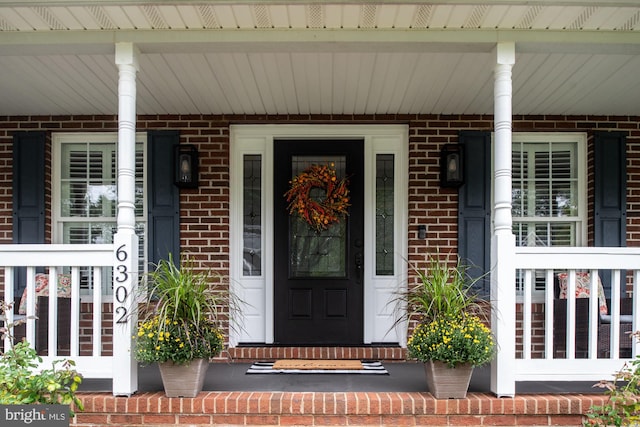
[230,124,408,346]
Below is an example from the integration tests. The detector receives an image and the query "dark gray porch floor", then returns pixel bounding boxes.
[80,362,602,395]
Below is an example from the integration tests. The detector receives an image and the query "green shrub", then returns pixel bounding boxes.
[1,301,83,415]
[584,353,640,426]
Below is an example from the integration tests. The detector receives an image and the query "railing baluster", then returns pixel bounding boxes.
[25,266,36,347]
[70,267,80,357]
[610,270,622,359]
[634,270,640,358]
[92,267,103,357]
[3,267,15,350]
[48,267,58,357]
[566,270,576,359]
[544,269,554,359]
[587,269,599,359]
[522,269,532,360]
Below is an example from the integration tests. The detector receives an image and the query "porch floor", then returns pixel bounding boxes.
[73,363,608,426]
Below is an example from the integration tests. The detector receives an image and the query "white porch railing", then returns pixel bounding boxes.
[513,247,640,383]
[1,244,114,379]
[3,243,640,395]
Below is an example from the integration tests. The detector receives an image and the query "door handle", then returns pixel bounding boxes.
[355,252,363,284]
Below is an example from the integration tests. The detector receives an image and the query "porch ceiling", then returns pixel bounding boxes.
[0,1,639,117]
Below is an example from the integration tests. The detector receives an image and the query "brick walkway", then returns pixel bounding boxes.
[72,391,606,426]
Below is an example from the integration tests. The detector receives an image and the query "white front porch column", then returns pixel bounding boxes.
[112,42,139,396]
[490,42,517,398]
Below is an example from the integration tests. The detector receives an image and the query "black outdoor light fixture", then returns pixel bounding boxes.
[174,144,199,188]
[440,144,464,188]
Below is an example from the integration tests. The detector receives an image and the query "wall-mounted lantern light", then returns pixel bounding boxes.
[440,144,464,188]
[174,144,198,188]
[418,224,427,239]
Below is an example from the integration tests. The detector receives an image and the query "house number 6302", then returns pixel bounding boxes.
[115,244,129,324]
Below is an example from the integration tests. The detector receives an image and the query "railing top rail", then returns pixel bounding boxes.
[0,244,113,267]
[514,246,640,270]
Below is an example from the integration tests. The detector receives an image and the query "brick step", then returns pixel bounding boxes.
[226,346,407,362]
[72,391,601,426]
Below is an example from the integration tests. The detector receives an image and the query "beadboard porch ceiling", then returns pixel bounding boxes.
[0,1,639,116]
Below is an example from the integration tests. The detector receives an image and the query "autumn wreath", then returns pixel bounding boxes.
[284,163,350,231]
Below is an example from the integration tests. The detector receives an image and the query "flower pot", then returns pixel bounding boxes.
[158,358,209,397]
[424,360,473,399]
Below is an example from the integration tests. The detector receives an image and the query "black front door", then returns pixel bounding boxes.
[274,139,364,345]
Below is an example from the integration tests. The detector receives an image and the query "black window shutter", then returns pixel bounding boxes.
[147,131,181,267]
[458,131,491,297]
[13,131,46,294]
[594,132,626,247]
[594,131,627,295]
[13,132,46,244]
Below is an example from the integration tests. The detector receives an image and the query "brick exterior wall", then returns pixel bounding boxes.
[1,114,639,355]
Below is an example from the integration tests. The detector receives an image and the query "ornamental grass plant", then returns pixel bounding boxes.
[135,253,241,365]
[409,254,484,322]
[394,253,486,327]
[394,253,495,368]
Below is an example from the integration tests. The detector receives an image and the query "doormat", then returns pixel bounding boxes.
[274,359,363,370]
[246,360,389,374]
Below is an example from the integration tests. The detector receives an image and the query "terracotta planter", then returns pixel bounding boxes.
[424,360,473,399]
[158,358,209,397]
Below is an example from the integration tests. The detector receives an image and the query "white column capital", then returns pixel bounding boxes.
[496,41,515,65]
[115,42,140,70]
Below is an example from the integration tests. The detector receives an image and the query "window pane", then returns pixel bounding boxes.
[552,181,577,217]
[289,156,346,278]
[290,221,346,277]
[243,154,262,276]
[376,154,394,276]
[61,144,117,218]
[512,140,579,247]
[135,147,145,217]
[511,149,528,217]
[63,222,115,245]
[549,223,575,246]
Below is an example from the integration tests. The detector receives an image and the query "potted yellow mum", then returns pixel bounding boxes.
[398,254,495,398]
[134,254,239,397]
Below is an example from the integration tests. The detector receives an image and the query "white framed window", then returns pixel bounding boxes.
[52,132,147,297]
[511,133,587,247]
[509,133,587,295]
